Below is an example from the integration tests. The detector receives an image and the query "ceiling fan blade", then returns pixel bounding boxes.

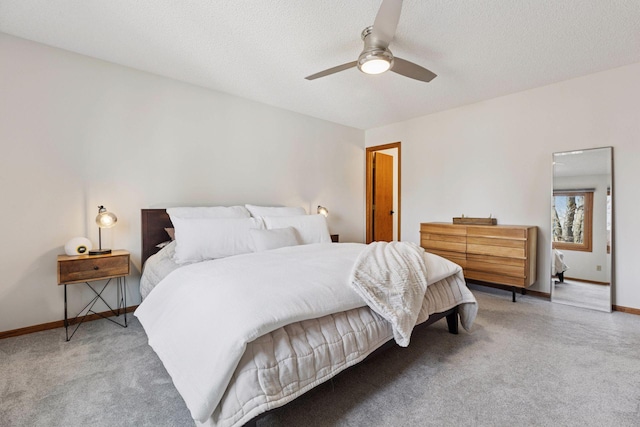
[370,0,403,49]
[305,61,358,80]
[391,57,437,82]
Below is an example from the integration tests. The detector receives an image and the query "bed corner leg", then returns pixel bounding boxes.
[446,307,459,335]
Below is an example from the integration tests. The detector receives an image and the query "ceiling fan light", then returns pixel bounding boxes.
[360,58,391,74]
[357,49,394,75]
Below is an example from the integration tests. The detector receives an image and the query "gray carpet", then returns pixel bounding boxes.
[2,288,640,427]
[552,279,611,312]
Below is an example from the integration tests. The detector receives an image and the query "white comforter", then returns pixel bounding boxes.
[135,243,468,423]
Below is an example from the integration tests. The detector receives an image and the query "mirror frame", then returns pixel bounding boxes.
[550,147,613,312]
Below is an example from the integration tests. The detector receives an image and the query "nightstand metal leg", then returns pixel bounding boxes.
[124,277,127,327]
[85,280,114,311]
[84,279,128,328]
[117,276,128,327]
[116,277,120,317]
[64,277,128,341]
[64,284,69,341]
[66,281,110,341]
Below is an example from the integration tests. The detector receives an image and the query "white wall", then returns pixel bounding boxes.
[0,34,365,333]
[366,62,640,309]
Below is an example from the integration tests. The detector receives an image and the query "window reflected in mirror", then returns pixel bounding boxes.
[552,190,593,252]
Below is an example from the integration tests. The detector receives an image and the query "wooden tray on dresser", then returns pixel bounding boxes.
[452,217,497,225]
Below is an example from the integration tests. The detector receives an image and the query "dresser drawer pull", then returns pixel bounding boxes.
[93,266,99,270]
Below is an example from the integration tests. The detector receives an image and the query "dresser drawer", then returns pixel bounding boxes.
[467,236,525,248]
[467,226,527,239]
[421,238,467,254]
[467,238,526,259]
[467,253,525,268]
[466,259,526,278]
[58,253,130,284]
[421,232,466,244]
[423,249,467,269]
[465,270,527,287]
[420,223,466,236]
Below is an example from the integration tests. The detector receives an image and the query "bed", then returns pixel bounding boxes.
[136,208,477,427]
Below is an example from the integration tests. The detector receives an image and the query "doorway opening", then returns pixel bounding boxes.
[366,142,401,243]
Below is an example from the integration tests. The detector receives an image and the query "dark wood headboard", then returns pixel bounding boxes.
[141,209,173,265]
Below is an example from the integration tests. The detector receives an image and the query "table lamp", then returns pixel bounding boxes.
[89,205,117,255]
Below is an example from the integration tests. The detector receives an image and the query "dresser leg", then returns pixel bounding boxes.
[512,287,516,303]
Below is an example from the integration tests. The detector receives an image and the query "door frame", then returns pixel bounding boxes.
[366,142,401,243]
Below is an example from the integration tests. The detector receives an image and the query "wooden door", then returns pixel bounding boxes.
[373,152,394,241]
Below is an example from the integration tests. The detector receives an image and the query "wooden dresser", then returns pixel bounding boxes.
[420,223,537,301]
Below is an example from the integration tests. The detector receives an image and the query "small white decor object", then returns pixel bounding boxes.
[64,237,92,256]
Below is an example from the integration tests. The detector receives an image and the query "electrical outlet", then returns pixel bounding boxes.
[596,265,602,271]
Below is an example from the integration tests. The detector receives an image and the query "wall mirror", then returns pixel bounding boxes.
[551,147,613,312]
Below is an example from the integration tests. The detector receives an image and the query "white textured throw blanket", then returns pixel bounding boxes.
[350,242,428,347]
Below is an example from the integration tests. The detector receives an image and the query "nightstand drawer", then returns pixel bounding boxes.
[58,252,130,284]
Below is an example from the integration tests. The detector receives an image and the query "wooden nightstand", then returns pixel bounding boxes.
[58,250,130,341]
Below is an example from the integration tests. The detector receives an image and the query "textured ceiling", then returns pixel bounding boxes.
[1,0,639,130]
[554,148,612,177]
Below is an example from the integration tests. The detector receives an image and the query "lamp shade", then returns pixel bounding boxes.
[89,205,117,255]
[317,205,329,217]
[96,206,117,228]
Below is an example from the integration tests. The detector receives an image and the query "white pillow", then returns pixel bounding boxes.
[250,227,300,252]
[171,217,263,264]
[262,214,331,245]
[167,206,250,219]
[245,204,306,217]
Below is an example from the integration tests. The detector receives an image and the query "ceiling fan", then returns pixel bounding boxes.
[305,0,437,83]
